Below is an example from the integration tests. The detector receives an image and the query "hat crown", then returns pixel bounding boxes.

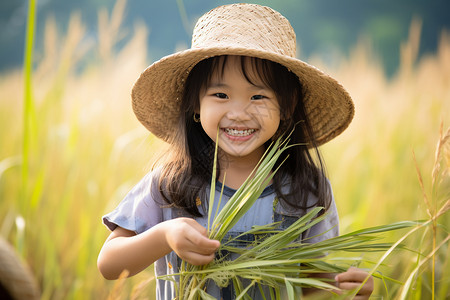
[192,4,297,57]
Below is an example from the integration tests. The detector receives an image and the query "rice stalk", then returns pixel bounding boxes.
[407,123,450,300]
[174,131,293,299]
[399,234,450,300]
[163,130,420,299]
[172,216,418,299]
[208,137,290,241]
[354,124,450,300]
[98,0,128,63]
[130,275,155,300]
[107,269,130,300]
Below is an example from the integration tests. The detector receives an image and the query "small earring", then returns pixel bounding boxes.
[193,113,201,123]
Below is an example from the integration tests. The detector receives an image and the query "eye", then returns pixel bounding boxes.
[214,93,228,99]
[251,95,266,100]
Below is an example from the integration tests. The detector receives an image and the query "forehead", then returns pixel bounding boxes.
[207,55,270,86]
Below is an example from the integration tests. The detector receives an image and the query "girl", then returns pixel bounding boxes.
[98,3,374,299]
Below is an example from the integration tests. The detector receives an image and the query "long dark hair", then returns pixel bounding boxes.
[157,55,331,217]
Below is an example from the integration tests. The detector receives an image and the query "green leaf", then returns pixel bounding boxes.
[285,278,295,300]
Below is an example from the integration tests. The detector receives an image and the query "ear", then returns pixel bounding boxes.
[193,102,201,115]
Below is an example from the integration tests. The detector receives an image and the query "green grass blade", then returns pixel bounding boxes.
[22,0,38,214]
[196,288,215,300]
[235,280,256,300]
[207,128,220,233]
[285,278,295,300]
[209,135,290,240]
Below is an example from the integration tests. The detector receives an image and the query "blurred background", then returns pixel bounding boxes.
[2,0,450,75]
[0,0,449,299]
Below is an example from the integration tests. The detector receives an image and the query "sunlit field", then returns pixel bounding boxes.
[0,3,449,299]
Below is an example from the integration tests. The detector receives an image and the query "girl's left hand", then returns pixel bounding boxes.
[334,267,374,300]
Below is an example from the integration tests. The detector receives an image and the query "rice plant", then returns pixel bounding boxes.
[164,131,428,299]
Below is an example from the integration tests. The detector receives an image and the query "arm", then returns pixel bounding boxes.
[97,217,220,280]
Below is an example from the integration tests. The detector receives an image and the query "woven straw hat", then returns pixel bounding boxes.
[0,238,40,300]
[132,3,354,146]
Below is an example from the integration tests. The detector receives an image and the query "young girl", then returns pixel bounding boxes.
[98,3,374,299]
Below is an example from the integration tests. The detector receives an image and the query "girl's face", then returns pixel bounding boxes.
[198,56,281,162]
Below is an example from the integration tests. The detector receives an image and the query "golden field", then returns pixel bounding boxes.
[0,3,448,299]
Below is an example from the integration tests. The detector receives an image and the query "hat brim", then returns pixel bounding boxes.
[132,47,354,146]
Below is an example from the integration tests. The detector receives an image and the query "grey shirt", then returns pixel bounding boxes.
[103,170,339,299]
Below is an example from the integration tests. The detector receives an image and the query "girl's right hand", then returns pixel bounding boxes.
[163,218,220,266]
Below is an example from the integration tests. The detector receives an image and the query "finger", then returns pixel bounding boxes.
[187,234,220,255]
[182,221,220,253]
[352,296,370,300]
[182,218,209,237]
[337,280,373,296]
[333,288,370,300]
[338,282,363,291]
[356,277,374,295]
[181,250,216,266]
[336,268,373,296]
[335,267,369,282]
[330,288,342,296]
[331,288,367,300]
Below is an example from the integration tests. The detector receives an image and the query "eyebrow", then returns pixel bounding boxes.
[249,83,269,90]
[207,82,269,91]
[207,82,228,89]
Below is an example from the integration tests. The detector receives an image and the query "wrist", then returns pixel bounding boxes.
[152,220,174,253]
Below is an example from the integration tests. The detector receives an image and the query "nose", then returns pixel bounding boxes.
[225,100,252,121]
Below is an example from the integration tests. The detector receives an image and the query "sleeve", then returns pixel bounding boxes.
[302,183,339,244]
[102,170,164,234]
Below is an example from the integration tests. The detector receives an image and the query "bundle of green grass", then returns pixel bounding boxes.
[160,133,416,300]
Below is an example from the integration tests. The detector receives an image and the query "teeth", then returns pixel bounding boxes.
[225,128,256,136]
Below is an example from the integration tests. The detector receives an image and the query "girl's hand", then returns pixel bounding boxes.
[334,267,374,300]
[163,218,220,266]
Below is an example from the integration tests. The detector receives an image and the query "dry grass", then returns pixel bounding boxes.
[0,2,448,299]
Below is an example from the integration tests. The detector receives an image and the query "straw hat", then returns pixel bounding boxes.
[132,3,354,146]
[0,238,40,300]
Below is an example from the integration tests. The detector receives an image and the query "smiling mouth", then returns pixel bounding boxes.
[223,128,256,137]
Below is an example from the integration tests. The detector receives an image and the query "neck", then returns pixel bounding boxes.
[217,148,265,190]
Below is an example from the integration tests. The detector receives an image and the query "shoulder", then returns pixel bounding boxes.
[126,167,164,201]
[102,168,167,233]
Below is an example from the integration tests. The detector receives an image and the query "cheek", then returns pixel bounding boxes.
[199,99,226,122]
[199,105,220,139]
[199,103,213,116]
[256,103,281,124]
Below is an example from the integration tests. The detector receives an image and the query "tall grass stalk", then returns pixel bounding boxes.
[400,234,450,299]
[22,0,37,217]
[408,124,450,300]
